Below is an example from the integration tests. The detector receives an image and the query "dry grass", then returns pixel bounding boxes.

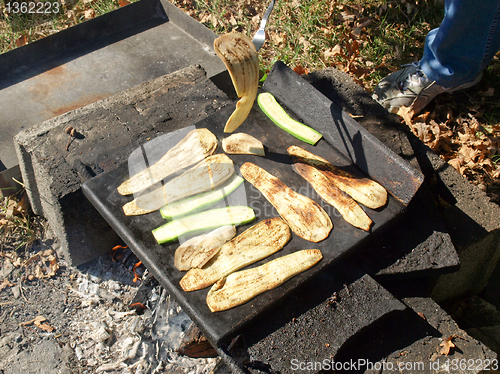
[0,189,45,252]
[0,0,137,53]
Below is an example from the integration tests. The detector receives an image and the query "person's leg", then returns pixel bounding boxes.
[421,0,500,87]
[373,0,500,113]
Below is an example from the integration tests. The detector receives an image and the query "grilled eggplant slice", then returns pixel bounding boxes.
[213,33,259,133]
[174,225,237,271]
[179,217,291,292]
[293,162,372,231]
[207,249,322,312]
[117,129,218,196]
[287,146,387,209]
[240,162,332,242]
[123,154,234,216]
[222,133,265,156]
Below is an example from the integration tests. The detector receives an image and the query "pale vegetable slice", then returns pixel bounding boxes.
[117,128,218,196]
[239,162,332,242]
[213,33,259,133]
[152,206,255,244]
[207,249,323,312]
[222,133,265,156]
[293,162,372,231]
[160,175,245,220]
[179,217,291,292]
[287,146,387,209]
[174,226,237,271]
[123,154,234,216]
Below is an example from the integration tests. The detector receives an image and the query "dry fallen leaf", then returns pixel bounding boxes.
[338,10,356,22]
[250,14,260,29]
[397,105,415,125]
[270,31,285,46]
[84,8,95,19]
[20,315,55,332]
[23,249,59,279]
[440,336,455,355]
[15,35,28,47]
[346,39,359,58]
[34,315,55,332]
[448,158,465,174]
[0,278,14,292]
[324,44,343,59]
[440,334,466,355]
[293,65,309,75]
[118,0,130,6]
[66,9,76,21]
[299,36,312,53]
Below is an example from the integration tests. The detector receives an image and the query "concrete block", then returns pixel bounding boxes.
[235,261,407,373]
[14,64,231,266]
[304,67,500,302]
[216,262,496,373]
[356,183,460,279]
[336,297,497,373]
[443,295,500,353]
[425,150,500,302]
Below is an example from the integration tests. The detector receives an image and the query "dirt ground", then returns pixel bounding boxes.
[0,223,218,374]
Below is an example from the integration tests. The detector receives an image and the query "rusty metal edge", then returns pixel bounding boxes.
[0,0,164,89]
[0,0,223,91]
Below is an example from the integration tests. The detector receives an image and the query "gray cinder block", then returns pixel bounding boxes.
[14,65,231,266]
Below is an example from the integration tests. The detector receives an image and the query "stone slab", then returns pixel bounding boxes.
[214,264,497,373]
[355,182,460,279]
[14,64,232,265]
[335,297,497,373]
[221,260,407,373]
[304,68,500,301]
[303,68,460,280]
[424,150,500,302]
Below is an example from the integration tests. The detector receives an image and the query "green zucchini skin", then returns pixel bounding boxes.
[152,206,255,244]
[159,175,245,220]
[257,92,322,145]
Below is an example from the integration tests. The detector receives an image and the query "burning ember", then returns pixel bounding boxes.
[111,244,146,283]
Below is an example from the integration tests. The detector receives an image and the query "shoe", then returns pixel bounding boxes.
[372,61,482,114]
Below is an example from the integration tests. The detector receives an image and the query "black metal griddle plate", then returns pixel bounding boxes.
[82,62,424,346]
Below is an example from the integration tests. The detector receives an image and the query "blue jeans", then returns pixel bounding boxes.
[420,0,500,87]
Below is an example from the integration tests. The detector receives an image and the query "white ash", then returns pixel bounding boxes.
[67,256,219,373]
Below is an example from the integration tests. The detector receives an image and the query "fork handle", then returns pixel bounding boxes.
[260,0,275,28]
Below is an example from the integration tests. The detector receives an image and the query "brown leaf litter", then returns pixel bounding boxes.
[439,334,467,355]
[397,101,500,201]
[24,249,60,279]
[20,315,56,333]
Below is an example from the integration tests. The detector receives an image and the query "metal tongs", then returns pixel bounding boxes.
[252,0,275,51]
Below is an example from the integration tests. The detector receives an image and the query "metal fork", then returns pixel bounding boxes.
[252,0,275,51]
